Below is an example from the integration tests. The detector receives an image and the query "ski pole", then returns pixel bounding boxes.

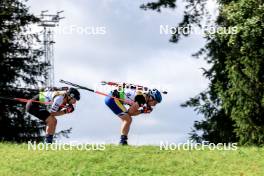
[0,95,73,109]
[59,79,134,105]
[0,96,53,105]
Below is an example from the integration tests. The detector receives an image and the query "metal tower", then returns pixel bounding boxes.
[39,10,64,87]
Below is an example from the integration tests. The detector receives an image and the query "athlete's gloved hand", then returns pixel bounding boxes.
[141,106,153,114]
[64,104,74,114]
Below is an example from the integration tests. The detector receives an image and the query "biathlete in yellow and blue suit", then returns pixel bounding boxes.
[105,87,162,145]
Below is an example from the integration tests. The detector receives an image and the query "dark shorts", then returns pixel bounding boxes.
[26,95,50,121]
[105,93,127,116]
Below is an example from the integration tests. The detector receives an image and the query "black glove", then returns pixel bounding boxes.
[64,104,74,114]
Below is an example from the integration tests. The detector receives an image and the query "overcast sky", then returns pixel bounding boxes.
[26,0,217,145]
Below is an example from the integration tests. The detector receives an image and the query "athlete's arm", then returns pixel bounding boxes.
[127,94,147,116]
[127,102,141,116]
[50,111,66,116]
[49,96,67,116]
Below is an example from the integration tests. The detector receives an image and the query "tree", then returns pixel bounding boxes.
[141,0,264,145]
[0,0,48,142]
[215,0,264,144]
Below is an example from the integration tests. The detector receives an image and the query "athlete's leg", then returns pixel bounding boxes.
[45,115,57,143]
[26,95,54,143]
[118,113,132,145]
[105,94,131,145]
[119,113,132,136]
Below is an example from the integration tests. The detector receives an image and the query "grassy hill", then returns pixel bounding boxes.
[0,143,263,176]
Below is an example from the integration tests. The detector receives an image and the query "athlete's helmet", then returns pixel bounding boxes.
[149,89,162,103]
[67,88,80,101]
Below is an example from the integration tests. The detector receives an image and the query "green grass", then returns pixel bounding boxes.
[0,143,263,176]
